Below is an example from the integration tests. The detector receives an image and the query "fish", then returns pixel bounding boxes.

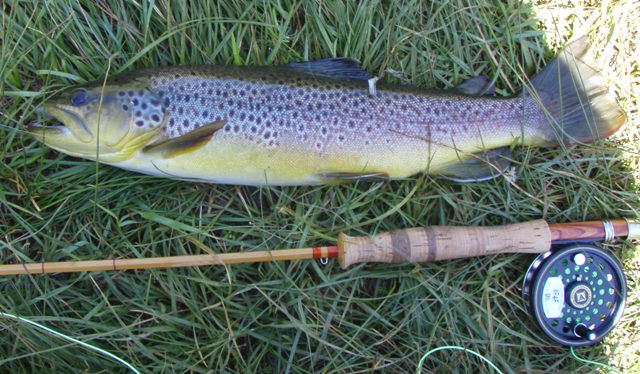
[29,38,625,186]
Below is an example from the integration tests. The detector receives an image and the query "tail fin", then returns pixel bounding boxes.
[525,37,626,146]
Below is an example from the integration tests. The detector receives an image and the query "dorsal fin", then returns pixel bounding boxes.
[284,58,373,81]
[142,120,225,159]
[455,76,495,96]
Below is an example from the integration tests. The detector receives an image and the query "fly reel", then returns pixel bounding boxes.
[522,243,626,347]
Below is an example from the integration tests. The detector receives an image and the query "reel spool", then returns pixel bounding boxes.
[522,243,626,347]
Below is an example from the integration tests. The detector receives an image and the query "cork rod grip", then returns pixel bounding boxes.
[337,220,551,268]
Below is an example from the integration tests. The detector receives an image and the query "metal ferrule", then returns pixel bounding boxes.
[625,219,640,240]
[602,220,615,242]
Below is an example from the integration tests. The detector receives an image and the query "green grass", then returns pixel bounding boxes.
[1,0,639,372]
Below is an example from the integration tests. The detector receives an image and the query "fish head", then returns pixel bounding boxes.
[29,83,164,162]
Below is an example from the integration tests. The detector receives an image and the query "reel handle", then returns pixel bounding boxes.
[337,220,552,268]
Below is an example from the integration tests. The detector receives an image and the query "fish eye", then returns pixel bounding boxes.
[70,89,88,106]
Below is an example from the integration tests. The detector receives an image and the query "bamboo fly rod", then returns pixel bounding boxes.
[1,219,638,276]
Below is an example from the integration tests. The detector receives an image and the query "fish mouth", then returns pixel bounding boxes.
[28,107,70,137]
[28,104,92,143]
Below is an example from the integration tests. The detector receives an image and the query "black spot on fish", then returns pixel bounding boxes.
[133,98,139,106]
[248,114,254,121]
[150,98,159,106]
[202,110,209,118]
[233,125,239,132]
[135,120,144,127]
[141,102,148,110]
[239,113,246,121]
[151,114,161,122]
[118,91,125,97]
[122,104,129,111]
[183,120,189,128]
[178,107,184,115]
[135,110,142,117]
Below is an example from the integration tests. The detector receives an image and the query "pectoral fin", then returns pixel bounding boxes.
[142,120,226,159]
[439,147,513,182]
[318,171,389,183]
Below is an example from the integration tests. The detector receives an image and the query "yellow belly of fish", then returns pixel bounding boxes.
[112,134,510,186]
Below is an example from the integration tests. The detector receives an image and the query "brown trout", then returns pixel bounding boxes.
[30,38,625,185]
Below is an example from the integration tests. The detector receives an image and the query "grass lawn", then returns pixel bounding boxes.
[1,0,638,372]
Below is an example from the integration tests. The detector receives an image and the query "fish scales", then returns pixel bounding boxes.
[117,66,540,183]
[30,39,626,185]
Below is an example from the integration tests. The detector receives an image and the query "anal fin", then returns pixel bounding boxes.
[142,120,226,159]
[439,147,513,183]
[318,171,388,183]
